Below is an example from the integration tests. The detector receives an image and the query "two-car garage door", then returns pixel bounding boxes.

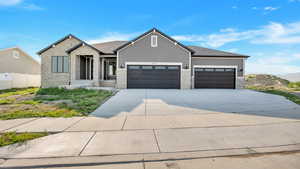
[127,65,180,89]
[126,65,236,89]
[194,67,236,89]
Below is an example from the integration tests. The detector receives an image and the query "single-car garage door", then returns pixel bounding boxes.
[127,65,180,89]
[194,68,236,89]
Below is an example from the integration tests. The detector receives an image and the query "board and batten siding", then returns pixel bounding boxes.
[191,57,244,77]
[118,32,190,67]
[117,31,191,89]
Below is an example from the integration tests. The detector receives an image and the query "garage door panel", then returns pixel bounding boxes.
[194,68,236,89]
[127,65,180,89]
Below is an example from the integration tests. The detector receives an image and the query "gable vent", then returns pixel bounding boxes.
[151,35,158,47]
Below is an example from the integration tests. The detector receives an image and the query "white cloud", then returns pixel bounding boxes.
[246,62,300,74]
[246,52,300,74]
[264,6,279,11]
[0,0,44,10]
[23,4,43,10]
[87,32,140,44]
[0,0,22,6]
[227,48,238,53]
[172,21,300,48]
[289,0,300,2]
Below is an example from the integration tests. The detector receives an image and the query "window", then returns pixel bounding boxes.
[155,66,166,70]
[142,66,153,70]
[52,56,69,73]
[151,35,158,47]
[215,68,225,72]
[128,65,140,70]
[205,68,214,72]
[195,68,204,72]
[225,68,235,72]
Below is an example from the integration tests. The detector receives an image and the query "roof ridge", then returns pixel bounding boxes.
[91,40,128,45]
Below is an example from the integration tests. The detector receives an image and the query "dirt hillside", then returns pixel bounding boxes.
[245,74,290,88]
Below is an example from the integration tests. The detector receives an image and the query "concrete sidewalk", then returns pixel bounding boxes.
[0,151,299,169]
[1,112,300,133]
[1,122,300,159]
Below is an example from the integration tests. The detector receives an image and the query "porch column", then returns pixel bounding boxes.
[93,54,100,85]
[70,54,77,83]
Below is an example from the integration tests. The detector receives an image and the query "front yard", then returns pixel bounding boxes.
[0,132,48,147]
[0,87,113,120]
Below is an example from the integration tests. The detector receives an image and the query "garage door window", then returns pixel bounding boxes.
[205,68,214,72]
[215,68,225,72]
[128,66,140,70]
[142,66,153,70]
[225,68,235,72]
[155,66,167,70]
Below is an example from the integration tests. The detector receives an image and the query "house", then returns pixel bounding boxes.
[38,28,249,89]
[0,47,41,89]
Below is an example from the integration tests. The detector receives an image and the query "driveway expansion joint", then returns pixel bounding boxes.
[62,117,87,132]
[153,129,161,153]
[78,131,97,156]
[121,116,128,130]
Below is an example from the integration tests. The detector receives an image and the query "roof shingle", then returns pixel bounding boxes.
[188,46,249,58]
[92,41,128,54]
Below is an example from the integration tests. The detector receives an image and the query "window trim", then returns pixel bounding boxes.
[151,35,158,47]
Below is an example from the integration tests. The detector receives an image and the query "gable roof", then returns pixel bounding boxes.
[114,28,195,53]
[37,34,83,55]
[66,42,104,54]
[0,47,40,65]
[92,41,128,54]
[188,46,250,58]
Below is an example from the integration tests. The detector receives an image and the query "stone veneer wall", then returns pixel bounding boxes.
[40,37,81,88]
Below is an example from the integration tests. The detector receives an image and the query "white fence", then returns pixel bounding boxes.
[0,73,41,90]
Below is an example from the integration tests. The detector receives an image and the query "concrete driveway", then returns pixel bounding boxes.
[92,89,300,119]
[1,89,300,163]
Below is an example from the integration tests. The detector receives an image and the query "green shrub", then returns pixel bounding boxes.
[288,82,300,88]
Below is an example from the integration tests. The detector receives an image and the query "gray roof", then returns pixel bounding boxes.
[90,41,249,58]
[188,46,249,58]
[92,41,128,54]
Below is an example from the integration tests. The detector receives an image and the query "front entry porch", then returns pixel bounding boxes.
[71,55,116,88]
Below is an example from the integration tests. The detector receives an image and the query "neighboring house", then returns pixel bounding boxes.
[0,47,41,89]
[38,28,250,89]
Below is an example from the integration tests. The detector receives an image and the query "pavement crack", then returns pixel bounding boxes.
[62,117,86,132]
[153,129,161,153]
[79,131,96,156]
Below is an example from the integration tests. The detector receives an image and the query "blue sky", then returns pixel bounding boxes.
[1,0,300,75]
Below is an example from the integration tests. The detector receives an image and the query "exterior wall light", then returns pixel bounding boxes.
[240,68,243,72]
[184,64,189,69]
[120,64,125,68]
